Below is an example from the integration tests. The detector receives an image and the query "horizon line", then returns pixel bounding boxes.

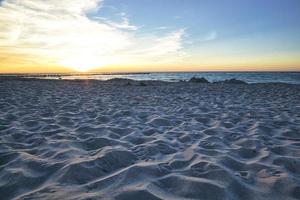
[1,70,300,75]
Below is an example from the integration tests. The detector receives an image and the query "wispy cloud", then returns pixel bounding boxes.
[202,31,217,42]
[100,12,139,31]
[0,0,185,71]
[157,26,169,30]
[173,15,182,20]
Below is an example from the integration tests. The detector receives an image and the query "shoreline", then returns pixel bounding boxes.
[1,76,300,86]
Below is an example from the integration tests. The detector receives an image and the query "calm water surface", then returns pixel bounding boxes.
[4,72,300,84]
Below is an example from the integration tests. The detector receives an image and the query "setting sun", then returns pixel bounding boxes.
[59,55,108,72]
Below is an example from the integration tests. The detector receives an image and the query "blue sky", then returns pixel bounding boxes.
[94,0,300,70]
[97,0,300,44]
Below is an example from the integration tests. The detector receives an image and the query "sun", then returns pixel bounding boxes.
[72,66,93,72]
[59,54,107,72]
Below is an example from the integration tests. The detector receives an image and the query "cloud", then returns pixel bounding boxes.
[157,26,168,30]
[0,0,185,71]
[201,31,217,42]
[131,29,185,56]
[173,15,182,20]
[100,12,139,31]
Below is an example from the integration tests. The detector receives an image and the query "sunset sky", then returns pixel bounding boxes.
[0,0,300,73]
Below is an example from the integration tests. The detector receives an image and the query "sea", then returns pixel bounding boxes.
[3,72,300,84]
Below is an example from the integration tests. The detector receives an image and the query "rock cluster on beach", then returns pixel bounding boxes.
[0,78,300,200]
[214,78,247,84]
[188,77,210,83]
[188,77,247,84]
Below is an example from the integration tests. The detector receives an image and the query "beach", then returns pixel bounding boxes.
[0,78,300,200]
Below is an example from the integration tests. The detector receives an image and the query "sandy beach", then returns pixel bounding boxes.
[0,78,300,200]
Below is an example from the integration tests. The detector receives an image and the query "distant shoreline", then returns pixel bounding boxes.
[1,71,299,85]
[1,76,299,86]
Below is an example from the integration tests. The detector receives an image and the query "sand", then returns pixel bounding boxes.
[0,78,300,200]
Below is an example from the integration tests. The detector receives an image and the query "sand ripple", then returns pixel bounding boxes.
[0,79,300,200]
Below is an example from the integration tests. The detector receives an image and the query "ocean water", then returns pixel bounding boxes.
[7,72,300,84]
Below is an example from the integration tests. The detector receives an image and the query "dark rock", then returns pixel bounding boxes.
[188,77,210,83]
[221,79,247,84]
[108,78,132,82]
[140,82,147,86]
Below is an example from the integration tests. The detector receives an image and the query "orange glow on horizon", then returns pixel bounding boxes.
[1,47,300,74]
[1,63,300,74]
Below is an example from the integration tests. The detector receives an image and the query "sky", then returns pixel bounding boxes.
[0,0,300,73]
